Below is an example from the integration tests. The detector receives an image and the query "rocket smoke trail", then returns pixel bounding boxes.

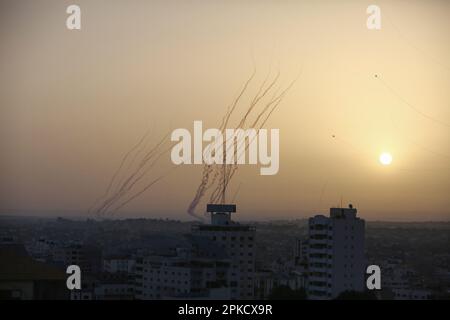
[91,130,171,218]
[187,69,298,220]
[88,128,151,215]
[186,70,256,220]
[207,74,299,205]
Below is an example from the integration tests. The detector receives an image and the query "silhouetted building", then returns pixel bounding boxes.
[307,205,365,299]
[53,243,102,275]
[191,204,256,299]
[0,244,69,300]
[294,239,308,266]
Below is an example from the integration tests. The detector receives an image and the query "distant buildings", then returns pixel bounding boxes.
[392,288,431,300]
[294,239,308,266]
[52,243,102,275]
[307,205,366,299]
[103,255,135,274]
[26,238,59,263]
[70,271,135,300]
[69,254,136,300]
[375,258,433,300]
[93,272,135,300]
[2,208,446,300]
[254,268,307,299]
[134,247,231,299]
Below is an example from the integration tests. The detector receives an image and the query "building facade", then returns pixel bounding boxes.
[191,204,256,299]
[134,247,231,299]
[307,205,365,299]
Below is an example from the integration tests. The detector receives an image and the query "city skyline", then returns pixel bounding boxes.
[2,204,448,300]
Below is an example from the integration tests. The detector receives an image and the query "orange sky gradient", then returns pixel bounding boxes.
[0,0,449,221]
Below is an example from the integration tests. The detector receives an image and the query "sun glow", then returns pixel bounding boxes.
[379,152,393,166]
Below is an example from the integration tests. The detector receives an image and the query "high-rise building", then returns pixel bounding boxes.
[134,204,256,300]
[307,204,365,299]
[191,204,256,299]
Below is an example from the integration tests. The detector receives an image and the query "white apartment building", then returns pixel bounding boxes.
[134,248,231,300]
[307,205,365,299]
[103,255,136,273]
[94,273,135,300]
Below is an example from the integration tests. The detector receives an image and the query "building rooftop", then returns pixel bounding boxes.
[0,244,66,281]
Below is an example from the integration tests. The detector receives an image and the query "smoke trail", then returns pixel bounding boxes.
[186,71,259,220]
[92,132,170,218]
[207,74,283,204]
[95,144,159,216]
[96,143,169,217]
[231,182,242,203]
[375,74,450,127]
[88,128,151,214]
[208,75,299,204]
[188,69,298,218]
[219,69,257,131]
[383,7,450,71]
[108,165,179,216]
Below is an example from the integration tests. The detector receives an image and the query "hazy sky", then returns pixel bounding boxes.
[1,0,449,221]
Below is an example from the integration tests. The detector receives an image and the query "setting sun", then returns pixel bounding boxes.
[379,152,393,166]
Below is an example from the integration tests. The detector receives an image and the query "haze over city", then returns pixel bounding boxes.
[1,0,449,221]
